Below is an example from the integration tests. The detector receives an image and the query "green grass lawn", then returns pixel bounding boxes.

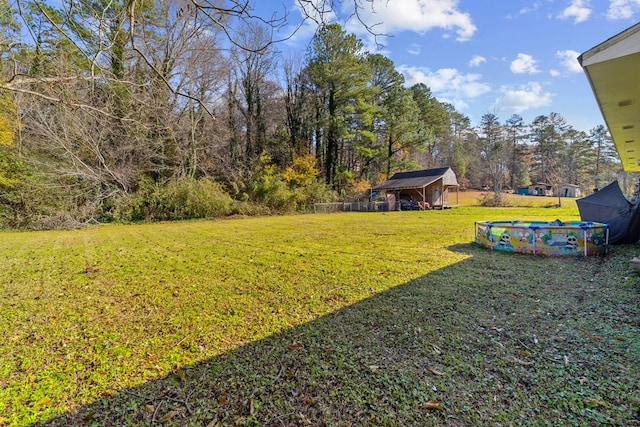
[1,200,639,426]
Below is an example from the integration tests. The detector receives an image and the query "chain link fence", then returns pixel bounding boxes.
[312,201,390,213]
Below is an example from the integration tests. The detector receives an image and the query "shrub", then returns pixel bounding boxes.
[112,177,234,222]
[111,177,162,221]
[249,172,296,213]
[164,177,234,219]
[294,182,339,208]
[478,192,509,207]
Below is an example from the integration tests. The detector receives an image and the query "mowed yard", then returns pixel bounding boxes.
[1,193,639,426]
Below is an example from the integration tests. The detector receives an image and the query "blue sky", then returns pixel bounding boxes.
[261,0,640,132]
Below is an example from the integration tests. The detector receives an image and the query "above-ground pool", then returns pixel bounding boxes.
[475,220,609,256]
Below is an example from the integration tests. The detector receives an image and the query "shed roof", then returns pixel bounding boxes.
[372,167,458,191]
[559,184,581,188]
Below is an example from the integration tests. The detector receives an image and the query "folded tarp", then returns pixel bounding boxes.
[576,180,640,244]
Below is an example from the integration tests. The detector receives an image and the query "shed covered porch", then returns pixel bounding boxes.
[371,167,460,210]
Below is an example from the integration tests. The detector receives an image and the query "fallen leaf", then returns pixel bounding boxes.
[517,349,531,356]
[176,367,185,382]
[161,410,180,421]
[428,367,445,376]
[368,365,379,372]
[34,397,51,407]
[144,404,155,413]
[513,357,534,366]
[81,412,97,422]
[582,332,603,342]
[582,398,609,407]
[423,400,443,411]
[299,412,312,425]
[579,378,588,384]
[205,418,219,427]
[249,398,255,416]
[287,341,303,352]
[429,342,442,354]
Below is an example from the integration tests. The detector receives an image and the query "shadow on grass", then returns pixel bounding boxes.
[34,243,640,426]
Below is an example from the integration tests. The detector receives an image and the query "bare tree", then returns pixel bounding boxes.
[230,22,278,169]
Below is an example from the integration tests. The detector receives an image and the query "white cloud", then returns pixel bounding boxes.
[519,1,543,15]
[505,1,542,19]
[398,65,491,100]
[556,50,583,73]
[408,44,421,55]
[469,55,487,67]
[344,0,477,42]
[558,0,592,23]
[550,69,561,76]
[607,0,640,19]
[510,53,540,74]
[493,82,553,113]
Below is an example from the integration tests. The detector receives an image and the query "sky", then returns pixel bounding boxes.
[258,0,640,132]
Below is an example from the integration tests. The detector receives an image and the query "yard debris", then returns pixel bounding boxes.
[582,398,609,407]
[287,341,303,352]
[512,357,534,366]
[428,367,445,376]
[423,400,444,411]
[33,397,51,407]
[429,342,442,354]
[298,412,313,425]
[629,256,640,272]
[160,409,182,421]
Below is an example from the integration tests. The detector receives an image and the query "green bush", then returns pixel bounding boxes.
[249,172,297,213]
[298,182,339,204]
[232,200,273,216]
[165,177,234,219]
[111,177,162,221]
[112,177,234,222]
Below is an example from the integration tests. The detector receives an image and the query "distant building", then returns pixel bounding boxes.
[528,183,553,196]
[557,184,582,198]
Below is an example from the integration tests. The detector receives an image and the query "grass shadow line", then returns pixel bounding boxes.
[31,243,640,426]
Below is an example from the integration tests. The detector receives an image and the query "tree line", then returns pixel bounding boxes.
[0,0,624,228]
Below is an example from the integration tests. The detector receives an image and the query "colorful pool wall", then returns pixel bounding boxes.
[475,220,609,256]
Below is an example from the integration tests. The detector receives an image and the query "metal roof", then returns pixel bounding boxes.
[371,167,459,191]
[579,22,640,172]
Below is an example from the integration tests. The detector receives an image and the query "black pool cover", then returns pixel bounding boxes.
[577,180,640,244]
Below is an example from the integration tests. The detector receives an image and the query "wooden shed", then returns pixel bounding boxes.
[371,167,459,210]
[557,184,582,198]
